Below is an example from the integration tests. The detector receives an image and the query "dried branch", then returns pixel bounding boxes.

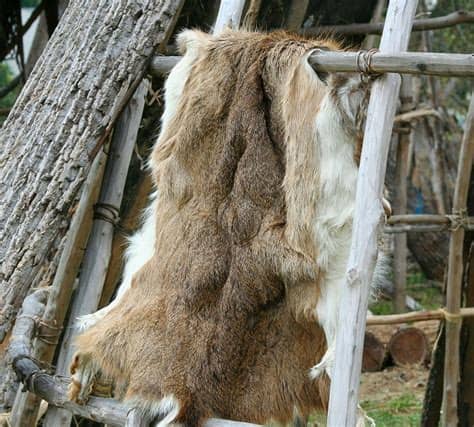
[151,51,474,77]
[304,10,474,36]
[367,307,474,325]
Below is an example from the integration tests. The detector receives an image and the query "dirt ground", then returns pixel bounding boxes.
[359,320,440,423]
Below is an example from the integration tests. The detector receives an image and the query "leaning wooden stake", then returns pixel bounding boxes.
[9,149,108,427]
[43,81,148,427]
[441,94,474,427]
[326,1,417,426]
[213,0,246,33]
[393,76,413,313]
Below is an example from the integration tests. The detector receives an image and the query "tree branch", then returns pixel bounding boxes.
[303,10,474,36]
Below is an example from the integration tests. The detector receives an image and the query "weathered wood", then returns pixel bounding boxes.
[362,331,386,372]
[7,289,49,427]
[367,307,474,325]
[99,175,153,308]
[388,327,429,366]
[151,51,474,77]
[44,80,148,427]
[442,94,474,427]
[385,214,474,233]
[213,0,246,33]
[242,0,262,28]
[304,10,474,36]
[393,76,412,313]
[0,0,186,344]
[8,149,108,427]
[362,0,386,49]
[388,214,453,225]
[326,1,417,426]
[307,51,474,77]
[394,108,442,123]
[126,408,152,427]
[286,0,309,31]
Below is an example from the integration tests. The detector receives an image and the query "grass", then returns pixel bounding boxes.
[369,269,443,315]
[307,393,423,426]
[361,393,422,427]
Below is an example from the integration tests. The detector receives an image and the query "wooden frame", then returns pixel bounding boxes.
[326,1,418,425]
[151,51,474,77]
[5,0,474,425]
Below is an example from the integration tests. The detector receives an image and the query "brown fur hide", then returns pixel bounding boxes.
[71,30,368,426]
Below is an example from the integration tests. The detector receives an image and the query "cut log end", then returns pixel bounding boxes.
[362,331,386,372]
[388,327,430,366]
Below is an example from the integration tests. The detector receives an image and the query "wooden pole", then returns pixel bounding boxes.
[9,149,108,427]
[441,94,474,427]
[303,10,474,36]
[213,0,246,33]
[326,1,417,426]
[43,80,148,427]
[367,307,474,325]
[362,0,386,49]
[393,76,413,313]
[150,51,474,77]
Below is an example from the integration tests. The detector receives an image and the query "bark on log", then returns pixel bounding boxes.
[388,327,430,366]
[0,0,185,344]
[362,331,386,372]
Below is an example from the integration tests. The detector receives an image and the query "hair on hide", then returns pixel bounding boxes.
[69,29,382,426]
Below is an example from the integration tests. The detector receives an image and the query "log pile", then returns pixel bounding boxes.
[362,325,431,372]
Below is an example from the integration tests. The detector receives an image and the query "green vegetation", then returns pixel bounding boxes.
[0,62,20,123]
[361,393,422,427]
[21,0,41,7]
[369,270,442,315]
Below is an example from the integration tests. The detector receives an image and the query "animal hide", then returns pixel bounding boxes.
[70,29,372,426]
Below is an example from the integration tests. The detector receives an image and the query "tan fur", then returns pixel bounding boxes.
[70,30,368,425]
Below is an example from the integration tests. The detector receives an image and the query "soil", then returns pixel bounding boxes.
[360,320,440,404]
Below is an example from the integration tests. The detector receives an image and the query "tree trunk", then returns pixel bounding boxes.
[0,0,185,344]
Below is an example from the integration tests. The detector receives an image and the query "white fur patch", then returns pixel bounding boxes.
[310,94,359,379]
[152,395,181,427]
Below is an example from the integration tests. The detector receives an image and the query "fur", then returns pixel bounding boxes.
[69,30,376,425]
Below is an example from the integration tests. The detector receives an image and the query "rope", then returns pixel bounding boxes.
[93,202,120,226]
[356,48,381,76]
[16,315,62,345]
[440,308,462,323]
[447,208,469,231]
[36,320,63,345]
